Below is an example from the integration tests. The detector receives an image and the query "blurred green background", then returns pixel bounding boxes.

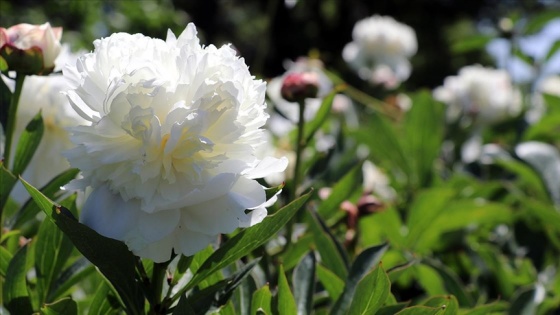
[1,0,555,89]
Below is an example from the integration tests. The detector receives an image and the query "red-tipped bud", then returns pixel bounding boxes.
[280,72,320,103]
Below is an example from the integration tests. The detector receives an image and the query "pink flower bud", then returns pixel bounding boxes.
[0,22,62,75]
[280,72,320,103]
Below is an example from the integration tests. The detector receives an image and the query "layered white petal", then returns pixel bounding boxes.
[65,23,287,261]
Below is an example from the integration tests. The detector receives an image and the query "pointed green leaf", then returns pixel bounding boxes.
[331,243,389,315]
[12,110,44,175]
[281,234,314,271]
[546,40,560,61]
[184,258,261,314]
[423,295,459,314]
[304,89,337,144]
[87,281,122,315]
[251,284,272,315]
[0,246,12,277]
[348,263,391,315]
[377,302,410,315]
[183,191,312,294]
[308,210,348,279]
[524,10,560,34]
[316,264,344,301]
[20,177,144,315]
[277,264,297,315]
[40,297,78,315]
[3,245,33,315]
[10,168,80,229]
[403,91,444,187]
[35,215,74,304]
[49,258,95,302]
[293,251,316,315]
[406,188,455,249]
[395,305,446,315]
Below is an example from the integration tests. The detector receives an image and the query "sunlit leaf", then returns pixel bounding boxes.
[40,297,78,315]
[331,243,389,315]
[316,264,344,302]
[347,263,391,315]
[277,264,297,315]
[251,284,272,315]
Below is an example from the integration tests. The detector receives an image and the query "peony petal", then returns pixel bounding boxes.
[244,156,289,179]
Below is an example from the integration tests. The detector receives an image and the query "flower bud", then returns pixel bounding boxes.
[280,72,320,103]
[0,22,62,75]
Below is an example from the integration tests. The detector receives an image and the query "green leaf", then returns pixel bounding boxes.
[377,302,409,315]
[277,264,297,315]
[308,210,348,279]
[3,245,33,315]
[12,110,44,175]
[0,54,7,71]
[0,246,12,277]
[395,305,446,315]
[35,215,75,304]
[495,159,549,202]
[546,40,560,61]
[423,295,459,314]
[0,162,17,211]
[183,191,312,294]
[348,263,391,315]
[403,91,444,187]
[423,260,474,308]
[281,234,314,271]
[49,258,95,302]
[317,164,362,220]
[462,301,508,315]
[416,201,512,252]
[304,89,337,144]
[352,113,411,183]
[10,168,80,229]
[40,297,78,315]
[172,295,196,315]
[331,243,389,315]
[451,35,493,53]
[20,177,145,315]
[405,188,455,250]
[524,10,560,34]
[293,251,316,315]
[87,281,122,315]
[251,284,272,315]
[184,258,261,314]
[316,264,344,302]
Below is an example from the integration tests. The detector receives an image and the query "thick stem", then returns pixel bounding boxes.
[290,100,306,202]
[149,262,168,314]
[4,73,26,169]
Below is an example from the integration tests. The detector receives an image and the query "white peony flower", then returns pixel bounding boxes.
[3,45,87,204]
[343,15,417,88]
[433,65,522,126]
[63,23,288,262]
[527,75,560,124]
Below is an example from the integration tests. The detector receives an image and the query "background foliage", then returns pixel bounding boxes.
[1,0,560,314]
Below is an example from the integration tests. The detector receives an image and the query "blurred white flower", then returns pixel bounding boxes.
[433,65,522,126]
[362,160,396,201]
[3,45,87,204]
[343,15,417,88]
[63,23,287,262]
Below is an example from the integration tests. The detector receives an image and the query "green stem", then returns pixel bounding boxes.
[149,262,168,314]
[290,100,306,202]
[4,73,26,169]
